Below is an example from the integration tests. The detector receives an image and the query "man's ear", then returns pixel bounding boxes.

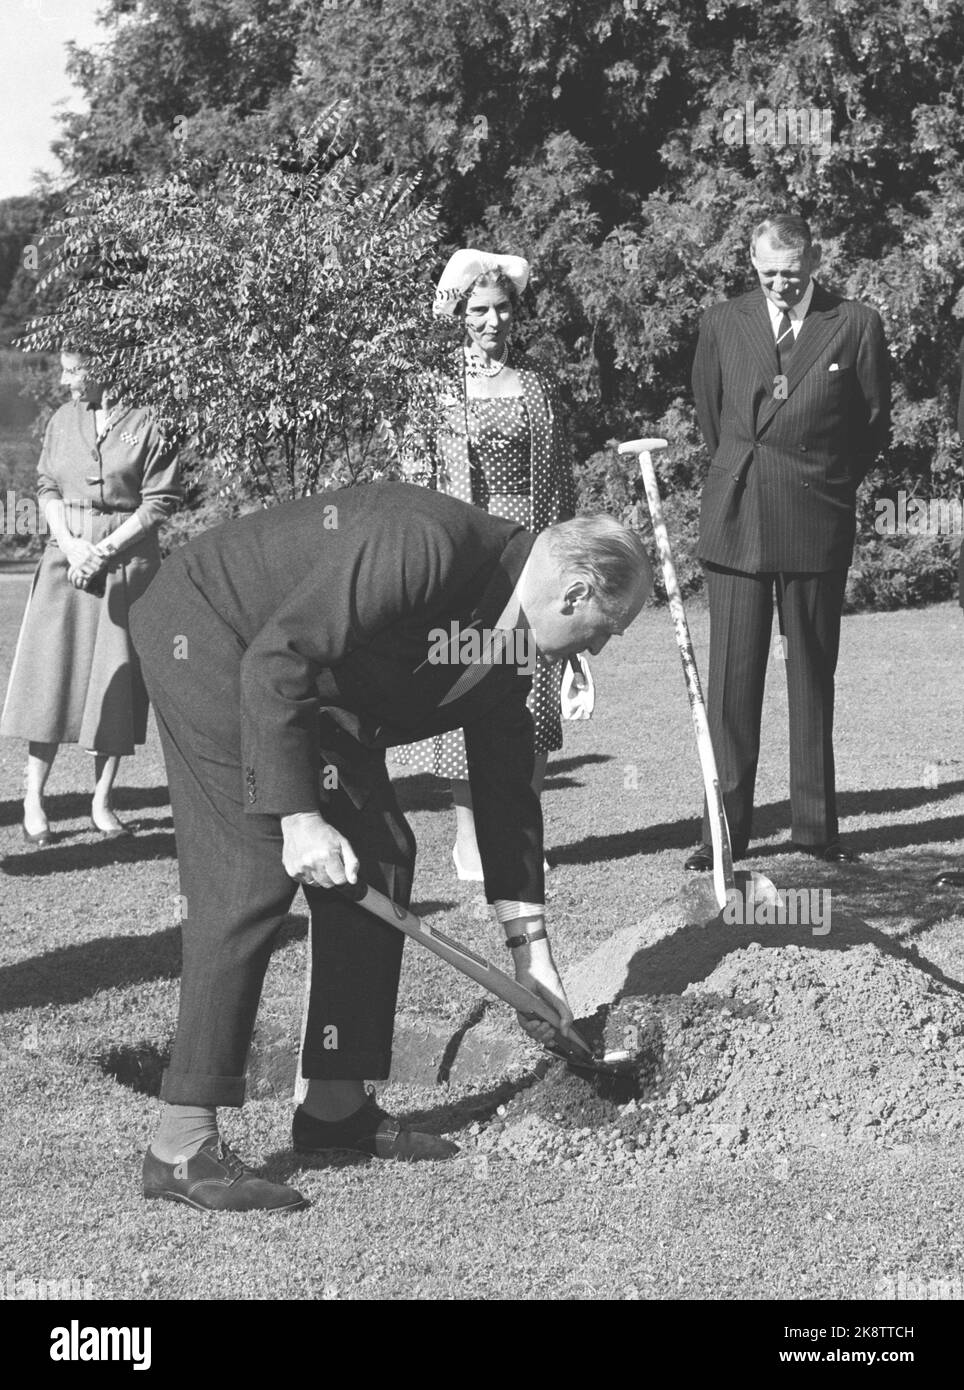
[808,243,823,273]
[562,578,592,611]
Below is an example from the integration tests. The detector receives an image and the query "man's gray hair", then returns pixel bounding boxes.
[544,513,652,619]
[751,214,813,253]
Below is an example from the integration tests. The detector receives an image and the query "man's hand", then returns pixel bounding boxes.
[511,938,575,1047]
[281,811,360,889]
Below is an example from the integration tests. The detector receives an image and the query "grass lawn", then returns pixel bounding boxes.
[2,570,964,1303]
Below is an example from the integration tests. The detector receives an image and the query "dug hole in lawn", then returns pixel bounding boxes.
[465,903,964,1173]
[245,896,964,1173]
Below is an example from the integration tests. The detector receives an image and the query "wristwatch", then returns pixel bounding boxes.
[504,927,549,950]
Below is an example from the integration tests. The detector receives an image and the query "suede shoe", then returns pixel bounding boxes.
[293,1092,459,1162]
[143,1137,309,1212]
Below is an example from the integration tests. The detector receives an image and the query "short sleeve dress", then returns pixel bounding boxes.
[0,399,181,756]
[393,355,576,779]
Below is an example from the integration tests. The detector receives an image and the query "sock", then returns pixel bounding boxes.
[301,1080,368,1124]
[151,1104,219,1164]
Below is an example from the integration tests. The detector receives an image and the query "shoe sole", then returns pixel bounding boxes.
[144,1188,310,1213]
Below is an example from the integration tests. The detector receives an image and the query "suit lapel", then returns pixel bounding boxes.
[736,291,780,387]
[756,284,843,434]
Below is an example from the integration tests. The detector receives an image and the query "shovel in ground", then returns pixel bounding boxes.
[618,438,779,923]
[335,877,637,1080]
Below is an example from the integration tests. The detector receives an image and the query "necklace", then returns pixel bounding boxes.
[464,345,508,378]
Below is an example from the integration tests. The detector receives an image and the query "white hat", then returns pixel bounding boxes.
[433,248,530,317]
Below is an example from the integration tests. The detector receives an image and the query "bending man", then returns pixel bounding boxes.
[130,482,652,1212]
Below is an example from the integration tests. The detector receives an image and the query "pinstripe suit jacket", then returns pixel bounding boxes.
[693,283,890,572]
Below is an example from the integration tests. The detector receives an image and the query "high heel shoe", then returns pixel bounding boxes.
[22,822,52,846]
[452,845,484,882]
[89,815,132,840]
[22,798,51,845]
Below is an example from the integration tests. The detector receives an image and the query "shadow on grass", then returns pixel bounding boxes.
[543,752,613,790]
[0,902,454,1014]
[1,829,177,875]
[0,785,172,828]
[553,780,964,866]
[0,926,182,1011]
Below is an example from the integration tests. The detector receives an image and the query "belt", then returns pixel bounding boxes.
[61,500,135,515]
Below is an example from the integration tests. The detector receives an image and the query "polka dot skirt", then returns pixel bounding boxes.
[393,395,563,780]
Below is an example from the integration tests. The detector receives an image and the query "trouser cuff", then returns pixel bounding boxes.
[160,1068,247,1107]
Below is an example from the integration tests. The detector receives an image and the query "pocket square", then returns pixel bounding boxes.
[828,363,840,372]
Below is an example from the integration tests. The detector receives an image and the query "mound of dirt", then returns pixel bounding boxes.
[472,940,964,1171]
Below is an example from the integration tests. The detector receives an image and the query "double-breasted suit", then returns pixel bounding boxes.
[130,484,545,1107]
[692,282,890,853]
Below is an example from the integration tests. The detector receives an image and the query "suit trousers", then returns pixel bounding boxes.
[147,681,415,1108]
[701,563,848,855]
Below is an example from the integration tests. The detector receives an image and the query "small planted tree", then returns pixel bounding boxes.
[19,105,448,508]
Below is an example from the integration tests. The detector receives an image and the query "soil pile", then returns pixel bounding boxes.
[472,940,964,1170]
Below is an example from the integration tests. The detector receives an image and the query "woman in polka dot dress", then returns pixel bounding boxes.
[393,249,577,879]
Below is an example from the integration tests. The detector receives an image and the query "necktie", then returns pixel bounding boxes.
[775,310,795,369]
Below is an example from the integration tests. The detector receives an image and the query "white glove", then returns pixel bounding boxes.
[560,654,595,720]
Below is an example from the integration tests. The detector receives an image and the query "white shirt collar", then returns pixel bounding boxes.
[764,277,816,330]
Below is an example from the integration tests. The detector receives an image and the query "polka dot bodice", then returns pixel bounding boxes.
[465,395,531,498]
[392,356,574,777]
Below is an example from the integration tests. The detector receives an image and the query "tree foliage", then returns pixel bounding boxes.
[20,107,447,503]
[10,0,964,596]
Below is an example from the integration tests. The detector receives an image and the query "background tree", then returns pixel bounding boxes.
[10,0,964,602]
[19,109,446,510]
[54,0,308,183]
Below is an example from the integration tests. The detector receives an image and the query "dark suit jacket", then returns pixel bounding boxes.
[693,283,890,572]
[130,483,545,901]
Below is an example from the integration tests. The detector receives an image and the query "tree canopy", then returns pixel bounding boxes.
[5,0,963,602]
[20,109,447,504]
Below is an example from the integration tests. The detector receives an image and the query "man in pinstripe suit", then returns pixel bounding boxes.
[684,214,890,870]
